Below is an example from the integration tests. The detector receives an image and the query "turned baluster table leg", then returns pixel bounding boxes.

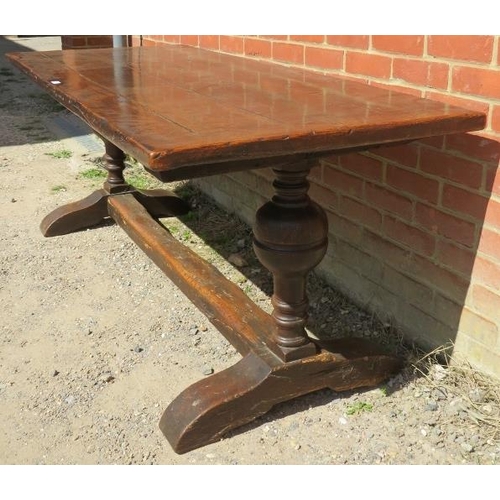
[253,160,327,361]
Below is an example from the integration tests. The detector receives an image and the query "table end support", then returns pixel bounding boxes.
[39,139,190,237]
[160,338,402,454]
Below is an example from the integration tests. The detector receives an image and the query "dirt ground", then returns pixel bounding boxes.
[1,36,500,468]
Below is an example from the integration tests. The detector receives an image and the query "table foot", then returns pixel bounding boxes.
[40,188,190,237]
[160,337,402,454]
[40,189,110,237]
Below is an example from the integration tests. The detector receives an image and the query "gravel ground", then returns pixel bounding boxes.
[1,36,500,469]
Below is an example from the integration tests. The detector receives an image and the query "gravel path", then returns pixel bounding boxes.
[1,36,499,467]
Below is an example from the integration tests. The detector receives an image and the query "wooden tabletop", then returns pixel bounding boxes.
[8,46,486,181]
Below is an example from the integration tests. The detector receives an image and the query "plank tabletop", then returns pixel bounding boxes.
[8,46,486,181]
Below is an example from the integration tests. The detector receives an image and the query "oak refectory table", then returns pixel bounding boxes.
[7,45,486,454]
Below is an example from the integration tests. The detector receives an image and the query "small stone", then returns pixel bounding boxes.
[431,364,448,381]
[338,417,347,425]
[228,253,248,267]
[65,395,75,405]
[461,442,474,453]
[133,346,144,353]
[236,239,246,250]
[469,388,486,403]
[425,400,438,412]
[432,388,447,401]
[52,370,59,377]
[11,198,17,203]
[102,374,115,383]
[420,428,427,437]
[189,328,199,335]
[202,367,214,376]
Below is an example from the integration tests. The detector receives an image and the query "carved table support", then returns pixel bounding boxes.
[40,137,189,237]
[253,160,327,361]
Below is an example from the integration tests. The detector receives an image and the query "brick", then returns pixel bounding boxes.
[492,105,500,135]
[486,165,500,197]
[244,38,272,58]
[326,211,363,245]
[305,47,343,70]
[454,337,500,379]
[472,284,500,323]
[220,36,244,54]
[485,198,500,229]
[337,240,383,282]
[419,148,484,190]
[434,294,463,329]
[199,35,220,50]
[363,230,413,271]
[386,165,439,203]
[425,91,490,116]
[180,35,199,46]
[369,143,419,169]
[473,256,500,290]
[393,58,448,89]
[290,35,324,43]
[345,52,392,79]
[452,66,500,100]
[428,35,494,63]
[382,266,434,312]
[458,308,499,347]
[370,81,423,98]
[384,217,435,256]
[365,183,413,220]
[87,36,113,47]
[445,133,500,165]
[142,39,157,47]
[339,153,384,182]
[260,35,288,40]
[478,227,500,262]
[309,164,322,181]
[309,182,338,210]
[372,35,424,56]
[337,196,382,232]
[272,42,304,65]
[436,239,475,276]
[415,203,477,248]
[323,165,364,198]
[254,175,274,200]
[442,184,489,219]
[412,254,469,303]
[161,36,180,44]
[417,136,445,150]
[399,302,455,348]
[326,36,369,49]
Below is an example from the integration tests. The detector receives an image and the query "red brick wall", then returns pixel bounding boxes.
[61,36,113,50]
[136,35,500,378]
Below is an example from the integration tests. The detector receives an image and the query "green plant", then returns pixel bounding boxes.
[46,149,72,159]
[51,185,67,193]
[79,167,106,180]
[346,401,373,415]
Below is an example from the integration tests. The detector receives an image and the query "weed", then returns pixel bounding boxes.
[346,401,373,415]
[79,167,106,180]
[126,172,157,190]
[51,185,67,193]
[46,149,72,159]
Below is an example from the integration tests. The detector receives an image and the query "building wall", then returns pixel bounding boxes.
[131,36,500,379]
[61,36,113,50]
